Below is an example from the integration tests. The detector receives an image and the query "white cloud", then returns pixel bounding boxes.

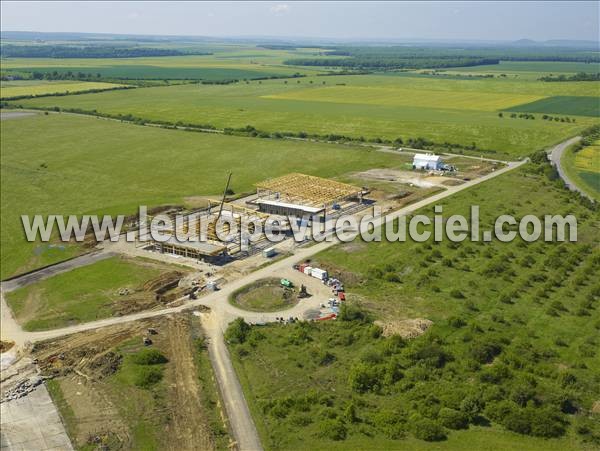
[270,4,290,15]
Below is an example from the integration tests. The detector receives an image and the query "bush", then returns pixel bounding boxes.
[450,289,465,299]
[131,349,168,365]
[348,362,383,393]
[317,419,347,441]
[338,304,370,322]
[438,407,469,430]
[411,416,447,441]
[373,409,407,439]
[225,318,251,344]
[134,366,163,388]
[470,340,502,363]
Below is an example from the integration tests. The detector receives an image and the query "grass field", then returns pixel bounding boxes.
[509,96,600,117]
[561,139,600,199]
[229,278,299,312]
[5,256,170,330]
[12,74,598,156]
[0,112,409,279]
[228,166,600,450]
[0,80,124,98]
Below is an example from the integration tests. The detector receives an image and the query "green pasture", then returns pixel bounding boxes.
[13,74,598,156]
[0,112,409,278]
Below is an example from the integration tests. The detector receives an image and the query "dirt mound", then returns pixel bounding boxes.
[0,340,15,353]
[375,318,433,338]
[592,400,600,414]
[143,271,184,292]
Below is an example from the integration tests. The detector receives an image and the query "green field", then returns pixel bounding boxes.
[562,139,600,198]
[228,166,600,450]
[5,257,167,330]
[5,65,305,81]
[509,96,600,117]
[0,112,410,279]
[443,61,600,80]
[0,80,124,98]
[12,74,598,156]
[229,278,300,312]
[0,49,326,80]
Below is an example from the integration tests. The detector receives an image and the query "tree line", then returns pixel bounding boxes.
[0,44,211,58]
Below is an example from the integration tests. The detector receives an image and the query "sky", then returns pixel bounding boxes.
[1,1,598,42]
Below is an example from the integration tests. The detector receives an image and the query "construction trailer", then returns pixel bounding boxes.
[253,173,363,219]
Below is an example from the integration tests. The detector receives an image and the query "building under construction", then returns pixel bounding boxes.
[253,173,363,219]
[143,173,363,262]
[146,200,272,260]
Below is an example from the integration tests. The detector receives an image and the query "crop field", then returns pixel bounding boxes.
[562,139,600,198]
[0,49,326,80]
[0,112,409,279]
[509,96,600,117]
[5,256,178,331]
[229,166,600,450]
[5,65,307,81]
[264,85,544,111]
[443,61,600,79]
[0,80,124,98]
[11,74,598,157]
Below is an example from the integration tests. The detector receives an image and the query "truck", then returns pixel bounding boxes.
[280,278,294,288]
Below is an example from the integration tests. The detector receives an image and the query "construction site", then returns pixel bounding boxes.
[140,173,366,264]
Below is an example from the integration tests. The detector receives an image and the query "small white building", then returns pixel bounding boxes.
[413,153,443,170]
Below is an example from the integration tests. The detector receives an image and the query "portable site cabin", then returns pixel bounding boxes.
[311,268,328,281]
[413,153,443,170]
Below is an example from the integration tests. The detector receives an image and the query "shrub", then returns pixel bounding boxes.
[438,407,469,430]
[410,416,447,441]
[373,409,407,439]
[134,366,163,388]
[317,419,347,441]
[348,362,383,393]
[338,304,370,322]
[131,349,168,365]
[450,289,465,299]
[225,318,251,344]
[470,340,502,363]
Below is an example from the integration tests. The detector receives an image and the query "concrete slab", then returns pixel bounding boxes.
[0,385,73,451]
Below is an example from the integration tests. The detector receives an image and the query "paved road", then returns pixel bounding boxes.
[547,136,593,200]
[2,252,115,292]
[0,158,526,450]
[1,252,116,346]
